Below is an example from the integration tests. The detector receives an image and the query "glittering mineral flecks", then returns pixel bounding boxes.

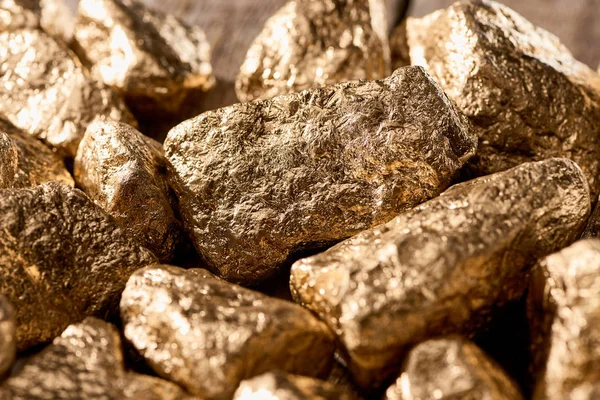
[0,182,156,350]
[528,240,600,400]
[0,317,196,400]
[384,336,523,400]
[75,118,184,262]
[290,158,590,389]
[0,118,73,189]
[120,265,335,400]
[233,371,356,400]
[392,0,600,197]
[165,66,476,285]
[0,28,136,158]
[73,0,214,114]
[236,0,391,102]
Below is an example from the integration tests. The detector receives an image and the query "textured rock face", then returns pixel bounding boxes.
[233,371,356,400]
[165,66,476,285]
[528,240,600,400]
[0,296,16,378]
[384,336,523,400]
[392,0,600,197]
[73,0,214,115]
[0,119,73,189]
[75,118,184,262]
[290,158,590,389]
[236,0,390,102]
[0,0,74,41]
[0,182,156,350]
[0,29,136,158]
[120,265,336,400]
[0,318,196,400]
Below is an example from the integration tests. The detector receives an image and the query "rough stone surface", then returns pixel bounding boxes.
[0,28,136,158]
[384,336,523,400]
[165,66,476,285]
[392,0,600,197]
[528,240,600,400]
[0,182,156,350]
[121,265,336,400]
[73,0,214,115]
[75,118,184,262]
[236,0,390,102]
[233,371,356,400]
[0,296,16,378]
[0,318,196,400]
[0,118,73,189]
[290,158,590,389]
[581,200,600,239]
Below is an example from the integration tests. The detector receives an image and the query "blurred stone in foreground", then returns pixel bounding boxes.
[0,183,156,350]
[291,158,590,389]
[233,371,356,400]
[384,336,523,400]
[236,0,390,102]
[392,0,600,197]
[121,265,335,400]
[0,296,16,378]
[528,240,600,400]
[165,66,476,285]
[0,318,196,399]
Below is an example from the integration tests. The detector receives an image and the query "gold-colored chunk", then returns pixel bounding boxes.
[236,0,390,102]
[165,66,476,285]
[290,158,590,389]
[384,336,523,400]
[120,265,335,400]
[0,183,156,350]
[392,0,600,197]
[0,318,197,399]
[0,29,136,158]
[0,118,73,189]
[233,371,356,400]
[73,0,214,115]
[75,118,184,262]
[0,0,74,42]
[528,239,600,400]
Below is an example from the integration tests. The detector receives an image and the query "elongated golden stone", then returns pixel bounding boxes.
[0,183,156,350]
[165,66,476,285]
[120,265,335,400]
[290,158,590,389]
[73,0,214,115]
[0,29,136,158]
[0,296,15,378]
[75,118,184,262]
[528,239,600,400]
[0,318,197,399]
[236,0,390,102]
[384,336,523,400]
[0,118,73,189]
[392,0,600,197]
[233,371,356,400]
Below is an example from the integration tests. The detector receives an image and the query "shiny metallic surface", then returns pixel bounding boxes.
[384,336,523,400]
[40,0,75,43]
[0,29,136,158]
[393,0,600,197]
[0,118,73,189]
[0,0,73,42]
[236,0,391,102]
[0,318,196,400]
[0,182,156,350]
[233,371,356,400]
[290,158,590,389]
[120,265,336,400]
[527,240,600,400]
[73,0,214,115]
[0,296,16,378]
[165,66,476,285]
[75,118,184,262]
